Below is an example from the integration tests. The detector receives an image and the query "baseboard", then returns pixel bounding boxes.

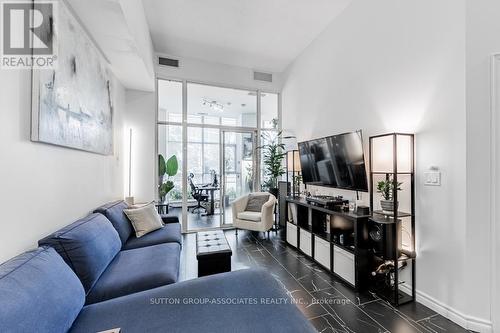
[399,285,492,333]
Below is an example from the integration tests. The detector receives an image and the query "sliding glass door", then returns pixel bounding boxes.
[221,130,256,226]
[186,126,221,230]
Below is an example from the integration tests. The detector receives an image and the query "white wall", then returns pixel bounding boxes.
[124,89,156,202]
[156,54,283,92]
[0,70,125,263]
[466,0,500,330]
[281,0,483,329]
[491,55,500,333]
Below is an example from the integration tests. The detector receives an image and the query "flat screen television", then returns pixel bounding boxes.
[298,131,369,192]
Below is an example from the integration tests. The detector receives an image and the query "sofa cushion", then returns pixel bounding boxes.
[70,269,315,333]
[245,194,269,212]
[237,211,262,222]
[0,247,85,333]
[85,243,180,304]
[122,223,182,250]
[94,201,133,245]
[39,213,121,293]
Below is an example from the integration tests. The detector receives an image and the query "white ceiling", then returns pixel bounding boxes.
[143,0,352,72]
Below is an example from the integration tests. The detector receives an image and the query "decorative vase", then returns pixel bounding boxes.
[380,200,398,213]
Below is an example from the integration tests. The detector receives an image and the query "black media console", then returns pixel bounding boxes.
[285,196,372,290]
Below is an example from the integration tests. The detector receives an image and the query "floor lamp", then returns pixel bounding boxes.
[286,150,301,196]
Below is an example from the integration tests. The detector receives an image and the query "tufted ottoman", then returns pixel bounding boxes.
[196,230,232,277]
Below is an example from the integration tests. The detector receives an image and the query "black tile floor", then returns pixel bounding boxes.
[179,229,472,333]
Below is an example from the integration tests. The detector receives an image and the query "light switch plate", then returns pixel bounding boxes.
[424,171,441,186]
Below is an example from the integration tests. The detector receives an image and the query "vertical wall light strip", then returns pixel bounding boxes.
[256,90,262,191]
[125,128,134,205]
[128,128,132,196]
[181,80,188,233]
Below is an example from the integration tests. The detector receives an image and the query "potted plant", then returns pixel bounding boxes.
[244,163,254,192]
[292,174,302,196]
[377,178,402,213]
[258,131,286,198]
[158,154,179,203]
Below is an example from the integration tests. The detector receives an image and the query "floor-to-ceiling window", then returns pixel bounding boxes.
[157,79,280,232]
[157,80,183,209]
[260,92,280,188]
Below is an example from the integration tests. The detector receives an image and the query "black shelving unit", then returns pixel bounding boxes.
[369,133,416,306]
[285,197,372,290]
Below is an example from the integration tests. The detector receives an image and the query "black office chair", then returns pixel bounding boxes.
[188,173,209,213]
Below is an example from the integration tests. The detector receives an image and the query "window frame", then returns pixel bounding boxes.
[155,77,282,233]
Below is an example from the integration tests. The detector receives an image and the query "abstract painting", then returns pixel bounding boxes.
[31,1,113,155]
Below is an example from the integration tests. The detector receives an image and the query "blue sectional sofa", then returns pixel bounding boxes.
[0,247,315,333]
[94,201,182,250]
[38,203,181,305]
[0,200,316,332]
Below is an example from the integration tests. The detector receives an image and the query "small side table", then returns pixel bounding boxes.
[155,202,169,214]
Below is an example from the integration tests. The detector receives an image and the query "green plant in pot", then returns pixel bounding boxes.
[292,174,302,195]
[258,131,286,198]
[244,163,254,192]
[377,178,402,213]
[158,154,179,203]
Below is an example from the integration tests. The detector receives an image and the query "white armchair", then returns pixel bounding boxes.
[232,192,277,235]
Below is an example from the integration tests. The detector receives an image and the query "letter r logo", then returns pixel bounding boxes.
[2,2,53,55]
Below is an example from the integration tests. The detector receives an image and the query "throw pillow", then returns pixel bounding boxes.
[245,194,270,212]
[130,201,166,225]
[124,203,164,238]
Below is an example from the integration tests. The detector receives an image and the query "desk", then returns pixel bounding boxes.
[198,186,219,215]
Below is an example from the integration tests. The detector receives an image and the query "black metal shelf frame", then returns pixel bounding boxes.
[369,133,416,306]
[285,196,371,290]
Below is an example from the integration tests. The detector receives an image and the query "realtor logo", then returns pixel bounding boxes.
[1,1,57,68]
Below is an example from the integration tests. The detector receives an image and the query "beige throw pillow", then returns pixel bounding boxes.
[245,194,270,212]
[124,202,163,238]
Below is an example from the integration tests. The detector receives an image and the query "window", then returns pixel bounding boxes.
[259,92,280,188]
[157,124,183,202]
[187,126,220,185]
[261,92,279,129]
[187,83,257,128]
[260,130,279,189]
[157,79,280,231]
[158,80,182,122]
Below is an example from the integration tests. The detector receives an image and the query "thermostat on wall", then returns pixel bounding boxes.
[424,168,441,186]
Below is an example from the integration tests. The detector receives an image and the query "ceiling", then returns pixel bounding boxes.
[143,0,352,72]
[67,0,155,91]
